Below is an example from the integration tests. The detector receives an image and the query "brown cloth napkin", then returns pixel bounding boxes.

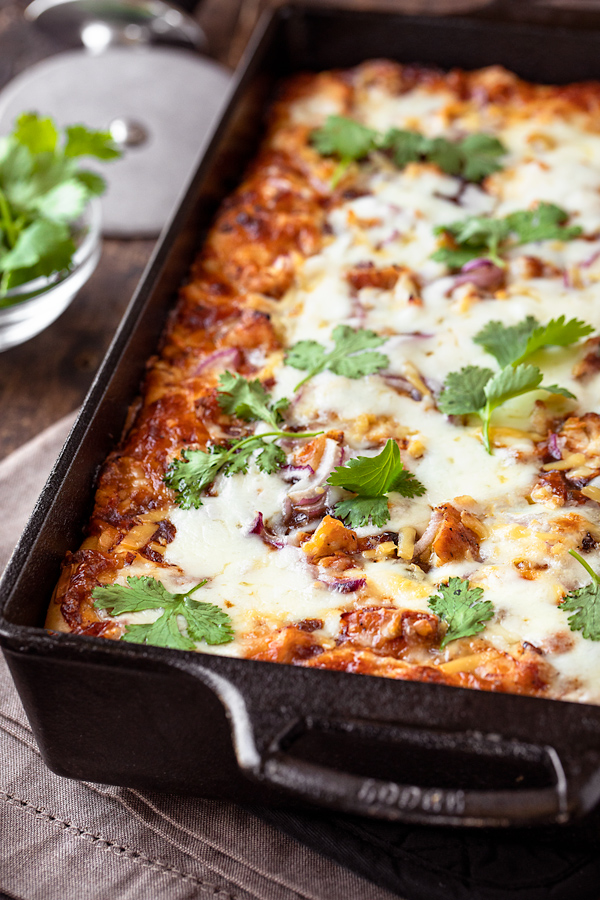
[0,412,400,900]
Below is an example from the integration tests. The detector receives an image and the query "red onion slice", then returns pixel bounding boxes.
[193,348,241,376]
[248,512,285,549]
[581,248,600,268]
[319,576,366,593]
[453,258,504,292]
[381,373,422,401]
[288,439,343,503]
[547,432,563,461]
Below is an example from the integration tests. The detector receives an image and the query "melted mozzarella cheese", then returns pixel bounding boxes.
[163,471,349,655]
[157,74,600,702]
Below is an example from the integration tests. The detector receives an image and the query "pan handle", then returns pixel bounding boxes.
[172,660,577,826]
[242,715,573,827]
[255,746,569,827]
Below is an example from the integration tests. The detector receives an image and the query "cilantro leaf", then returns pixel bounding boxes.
[13,113,58,154]
[0,138,33,184]
[433,203,582,270]
[286,324,388,391]
[217,371,288,430]
[0,219,73,273]
[33,178,89,222]
[328,438,418,496]
[121,613,196,651]
[311,116,380,161]
[92,574,172,614]
[457,133,506,181]
[256,441,286,474]
[284,340,326,375]
[430,246,483,269]
[425,136,463,176]
[164,429,321,508]
[0,114,121,301]
[428,576,494,648]
[506,203,582,244]
[74,170,106,196]
[224,441,260,476]
[483,362,543,408]
[164,445,228,508]
[328,439,425,528]
[93,575,234,650]
[381,128,424,168]
[64,124,121,159]
[333,496,390,529]
[434,216,510,267]
[474,315,594,371]
[437,365,494,416]
[311,117,506,185]
[183,598,235,644]
[559,550,600,641]
[515,316,594,366]
[473,317,539,368]
[539,383,576,399]
[438,362,574,453]
[481,364,573,452]
[311,115,380,184]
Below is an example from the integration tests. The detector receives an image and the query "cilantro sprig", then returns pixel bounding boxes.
[164,374,321,508]
[559,550,600,641]
[327,438,425,528]
[311,116,380,186]
[383,129,505,181]
[285,325,388,391]
[165,433,292,508]
[0,113,121,299]
[473,315,593,369]
[428,576,494,649]
[432,203,583,268]
[217,370,290,430]
[438,363,574,453]
[92,576,234,650]
[311,115,506,186]
[438,315,585,453]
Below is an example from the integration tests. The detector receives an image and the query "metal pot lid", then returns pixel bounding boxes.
[0,47,231,237]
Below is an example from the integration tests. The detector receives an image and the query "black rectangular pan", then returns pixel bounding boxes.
[3,2,600,829]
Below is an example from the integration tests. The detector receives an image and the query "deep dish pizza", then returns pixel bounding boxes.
[47,61,600,704]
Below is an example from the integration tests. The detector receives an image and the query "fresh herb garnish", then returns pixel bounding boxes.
[310,115,506,186]
[285,325,388,391]
[92,576,234,650]
[438,363,574,454]
[165,373,320,507]
[217,370,290,430]
[428,576,494,649]
[0,113,121,298]
[439,315,585,453]
[164,430,318,509]
[473,315,593,369]
[432,202,583,268]
[559,550,600,641]
[383,129,505,181]
[311,115,380,185]
[327,438,426,528]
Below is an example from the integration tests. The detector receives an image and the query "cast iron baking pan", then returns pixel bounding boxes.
[3,3,600,828]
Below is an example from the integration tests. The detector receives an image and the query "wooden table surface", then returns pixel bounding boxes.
[0,0,261,461]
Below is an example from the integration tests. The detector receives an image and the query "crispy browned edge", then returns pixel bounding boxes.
[47,61,600,698]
